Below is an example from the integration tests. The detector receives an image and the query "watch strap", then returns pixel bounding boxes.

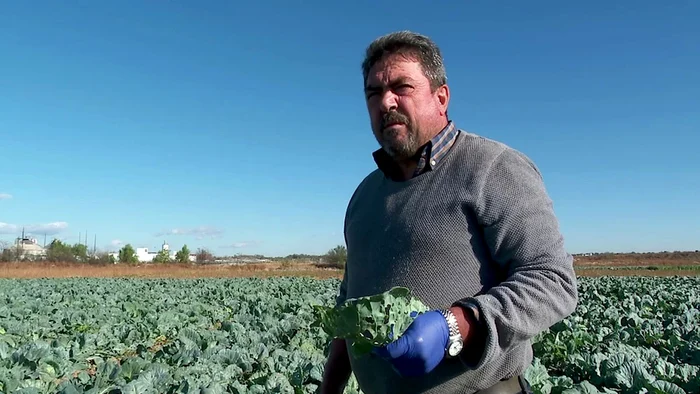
[440,309,461,340]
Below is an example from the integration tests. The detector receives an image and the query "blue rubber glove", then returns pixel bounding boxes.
[373,310,449,377]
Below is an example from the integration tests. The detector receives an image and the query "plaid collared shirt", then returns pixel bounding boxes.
[373,121,460,180]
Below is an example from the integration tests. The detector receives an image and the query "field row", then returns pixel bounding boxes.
[0,276,698,393]
[1,261,699,281]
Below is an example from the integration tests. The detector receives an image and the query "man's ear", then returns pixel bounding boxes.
[436,84,450,116]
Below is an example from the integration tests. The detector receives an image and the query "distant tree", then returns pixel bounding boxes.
[0,241,20,262]
[86,251,113,265]
[152,249,170,264]
[195,248,213,263]
[118,244,139,264]
[175,245,191,263]
[46,240,77,262]
[71,243,89,262]
[325,245,347,268]
[285,253,322,260]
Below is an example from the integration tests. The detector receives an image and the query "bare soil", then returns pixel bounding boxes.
[0,262,343,280]
[573,251,700,276]
[574,269,697,277]
[573,251,700,268]
[1,251,698,279]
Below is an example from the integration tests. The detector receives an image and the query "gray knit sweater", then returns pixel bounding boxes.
[337,130,578,394]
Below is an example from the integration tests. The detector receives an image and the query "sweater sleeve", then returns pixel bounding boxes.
[335,267,348,307]
[453,146,578,369]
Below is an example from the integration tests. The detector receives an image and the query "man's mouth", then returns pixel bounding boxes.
[381,111,409,131]
[384,122,404,129]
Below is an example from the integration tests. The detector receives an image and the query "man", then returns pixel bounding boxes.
[320,31,578,394]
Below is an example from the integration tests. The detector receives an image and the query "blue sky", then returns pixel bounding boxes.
[1,1,698,257]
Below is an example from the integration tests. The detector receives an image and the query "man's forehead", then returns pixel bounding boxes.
[366,57,422,86]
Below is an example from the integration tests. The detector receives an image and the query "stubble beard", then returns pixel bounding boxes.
[380,127,420,160]
[376,111,422,160]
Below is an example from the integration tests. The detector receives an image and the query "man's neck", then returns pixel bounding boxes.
[392,141,427,181]
[396,160,418,181]
[395,121,449,180]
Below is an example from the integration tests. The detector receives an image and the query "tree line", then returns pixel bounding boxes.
[0,239,215,264]
[1,237,347,267]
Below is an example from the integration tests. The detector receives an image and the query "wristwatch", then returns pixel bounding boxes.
[439,309,463,358]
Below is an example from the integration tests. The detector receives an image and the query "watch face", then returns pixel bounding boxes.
[448,341,463,357]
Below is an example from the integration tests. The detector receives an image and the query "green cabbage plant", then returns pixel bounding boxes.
[313,286,429,357]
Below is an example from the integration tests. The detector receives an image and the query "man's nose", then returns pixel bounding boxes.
[380,92,398,113]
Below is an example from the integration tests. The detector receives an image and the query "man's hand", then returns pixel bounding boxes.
[319,339,352,394]
[373,310,449,377]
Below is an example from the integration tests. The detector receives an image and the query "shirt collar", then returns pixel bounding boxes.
[372,121,459,180]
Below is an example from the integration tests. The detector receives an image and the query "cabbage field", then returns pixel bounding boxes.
[0,276,698,394]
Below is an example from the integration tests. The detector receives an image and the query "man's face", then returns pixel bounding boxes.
[364,54,448,160]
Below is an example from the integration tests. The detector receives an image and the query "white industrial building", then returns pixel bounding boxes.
[109,241,196,263]
[6,235,46,260]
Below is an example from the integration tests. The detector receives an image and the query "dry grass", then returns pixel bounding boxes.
[575,268,699,277]
[573,254,700,276]
[1,260,697,280]
[574,252,700,268]
[574,259,700,268]
[0,262,343,280]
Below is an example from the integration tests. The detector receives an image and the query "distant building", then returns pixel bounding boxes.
[109,241,196,263]
[9,234,46,260]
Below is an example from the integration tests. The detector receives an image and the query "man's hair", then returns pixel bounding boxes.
[362,30,447,91]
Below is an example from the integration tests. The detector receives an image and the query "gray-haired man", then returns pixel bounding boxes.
[320,31,578,394]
